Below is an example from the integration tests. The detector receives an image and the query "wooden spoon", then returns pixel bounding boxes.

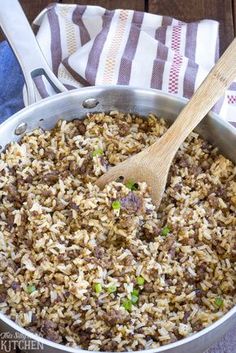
[96,38,236,207]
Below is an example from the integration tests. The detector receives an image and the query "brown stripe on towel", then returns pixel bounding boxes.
[85,10,114,85]
[183,23,199,98]
[63,58,90,87]
[72,5,90,46]
[117,11,144,85]
[150,16,172,89]
[47,5,62,76]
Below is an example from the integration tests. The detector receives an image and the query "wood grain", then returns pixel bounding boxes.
[0,0,145,41]
[0,0,59,40]
[233,0,236,34]
[19,0,55,22]
[60,0,145,11]
[148,0,234,54]
[0,0,235,49]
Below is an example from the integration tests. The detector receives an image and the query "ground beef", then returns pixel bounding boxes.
[6,184,21,203]
[101,309,129,326]
[73,119,86,135]
[42,171,59,185]
[41,320,62,342]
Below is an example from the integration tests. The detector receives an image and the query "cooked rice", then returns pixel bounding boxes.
[0,112,235,351]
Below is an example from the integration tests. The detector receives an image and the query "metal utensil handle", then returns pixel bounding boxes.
[0,0,67,105]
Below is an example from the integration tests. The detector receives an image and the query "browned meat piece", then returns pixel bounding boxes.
[192,322,204,332]
[101,340,118,351]
[195,289,203,297]
[183,311,191,323]
[181,237,195,246]
[44,149,56,160]
[69,201,80,211]
[208,194,219,207]
[177,157,191,168]
[162,236,175,252]
[138,122,150,133]
[25,174,33,183]
[118,122,130,136]
[71,326,91,345]
[0,292,7,302]
[144,282,154,293]
[6,213,14,228]
[142,226,160,242]
[189,165,202,175]
[0,285,7,302]
[41,320,62,343]
[201,141,212,152]
[41,189,52,197]
[196,263,207,281]
[69,161,80,176]
[73,119,86,135]
[173,183,182,192]
[123,254,134,266]
[16,176,25,186]
[129,244,139,256]
[201,160,209,171]
[42,171,59,185]
[78,157,93,175]
[94,247,105,259]
[100,156,109,170]
[17,226,26,238]
[101,309,129,326]
[6,184,21,203]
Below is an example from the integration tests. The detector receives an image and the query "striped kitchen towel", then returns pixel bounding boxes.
[33,3,236,127]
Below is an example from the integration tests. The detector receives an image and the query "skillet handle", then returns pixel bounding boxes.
[0,0,67,105]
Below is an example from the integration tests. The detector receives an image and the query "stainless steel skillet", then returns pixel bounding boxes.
[0,1,235,353]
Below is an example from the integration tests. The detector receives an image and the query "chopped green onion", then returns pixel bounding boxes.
[132,289,139,296]
[131,295,139,304]
[107,284,117,293]
[136,276,145,286]
[92,148,103,157]
[94,283,102,294]
[161,226,170,237]
[122,298,132,312]
[131,289,139,304]
[215,297,223,308]
[112,200,121,210]
[27,284,36,294]
[125,180,138,191]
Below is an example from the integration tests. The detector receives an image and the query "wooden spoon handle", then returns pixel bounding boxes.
[153,38,236,159]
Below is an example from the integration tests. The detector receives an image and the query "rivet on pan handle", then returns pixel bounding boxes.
[0,0,67,106]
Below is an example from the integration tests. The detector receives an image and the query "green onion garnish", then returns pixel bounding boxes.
[107,284,117,293]
[112,200,121,210]
[136,276,145,286]
[132,289,139,296]
[215,297,223,308]
[92,148,103,157]
[131,295,139,304]
[27,284,36,294]
[122,298,132,312]
[161,226,170,237]
[94,283,102,294]
[131,289,139,304]
[125,180,138,191]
